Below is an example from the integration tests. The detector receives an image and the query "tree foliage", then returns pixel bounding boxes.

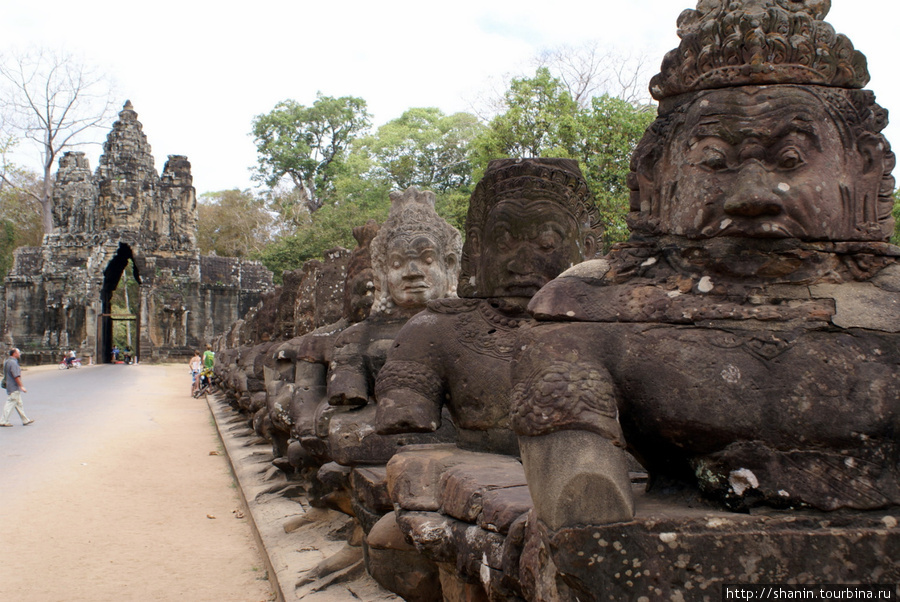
[252,106,483,282]
[472,68,654,249]
[251,94,371,213]
[0,157,44,278]
[0,48,116,233]
[893,189,900,247]
[356,108,484,192]
[575,95,655,246]
[246,47,656,276]
[472,68,579,168]
[197,189,274,258]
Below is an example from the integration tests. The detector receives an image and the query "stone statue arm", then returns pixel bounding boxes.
[290,359,329,439]
[373,323,445,435]
[511,323,634,528]
[326,323,370,406]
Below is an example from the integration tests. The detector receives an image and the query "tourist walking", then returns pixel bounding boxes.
[189,350,202,394]
[1,348,33,427]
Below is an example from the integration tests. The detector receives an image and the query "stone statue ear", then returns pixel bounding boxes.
[857,132,886,176]
[582,233,598,260]
[467,229,482,261]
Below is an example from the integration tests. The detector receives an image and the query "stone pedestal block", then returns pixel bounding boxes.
[544,495,900,602]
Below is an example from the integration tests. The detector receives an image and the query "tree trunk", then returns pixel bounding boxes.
[41,160,54,234]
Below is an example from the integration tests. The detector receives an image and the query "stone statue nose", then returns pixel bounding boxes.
[403,261,424,278]
[724,162,783,217]
[506,249,533,275]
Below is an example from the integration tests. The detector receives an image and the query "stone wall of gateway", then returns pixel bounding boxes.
[1,101,273,365]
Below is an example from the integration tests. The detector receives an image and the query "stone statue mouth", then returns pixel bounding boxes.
[501,284,543,296]
[699,218,802,240]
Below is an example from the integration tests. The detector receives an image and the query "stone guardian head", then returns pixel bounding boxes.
[458,158,604,299]
[627,0,895,243]
[368,187,462,314]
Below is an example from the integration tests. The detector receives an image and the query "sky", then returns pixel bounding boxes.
[2,0,898,196]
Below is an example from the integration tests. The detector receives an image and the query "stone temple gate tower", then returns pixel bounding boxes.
[0,101,272,364]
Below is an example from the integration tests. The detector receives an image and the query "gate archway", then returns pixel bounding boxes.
[98,243,142,364]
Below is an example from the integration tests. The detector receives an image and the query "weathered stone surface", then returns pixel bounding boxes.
[327,315,414,407]
[328,404,457,467]
[515,319,900,512]
[386,445,480,512]
[519,431,632,532]
[439,458,527,525]
[364,543,442,602]
[395,511,458,563]
[351,466,392,513]
[547,500,900,601]
[437,564,491,602]
[810,281,900,331]
[479,486,532,536]
[315,247,351,328]
[386,446,532,598]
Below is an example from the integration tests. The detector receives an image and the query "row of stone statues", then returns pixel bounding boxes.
[212,0,900,599]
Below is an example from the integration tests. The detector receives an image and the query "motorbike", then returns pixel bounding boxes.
[58,357,83,370]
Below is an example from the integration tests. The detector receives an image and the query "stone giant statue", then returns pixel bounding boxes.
[505,4,900,597]
[323,186,462,465]
[375,158,603,455]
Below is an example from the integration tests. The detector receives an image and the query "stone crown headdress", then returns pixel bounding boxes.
[649,0,869,100]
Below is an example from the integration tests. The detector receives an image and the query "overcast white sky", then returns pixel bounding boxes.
[2,0,897,196]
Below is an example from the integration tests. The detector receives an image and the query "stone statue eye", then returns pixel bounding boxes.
[537,231,561,251]
[777,148,804,170]
[701,149,728,171]
[425,256,434,265]
[494,229,514,251]
[392,260,402,269]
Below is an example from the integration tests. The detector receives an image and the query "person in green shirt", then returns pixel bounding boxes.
[202,344,215,370]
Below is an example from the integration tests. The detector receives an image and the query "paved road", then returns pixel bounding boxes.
[0,363,274,602]
[0,363,152,503]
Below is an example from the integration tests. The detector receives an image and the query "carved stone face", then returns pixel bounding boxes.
[345,267,375,323]
[476,199,583,298]
[659,87,867,240]
[386,235,453,308]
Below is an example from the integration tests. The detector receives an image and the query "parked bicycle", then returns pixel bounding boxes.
[192,367,216,397]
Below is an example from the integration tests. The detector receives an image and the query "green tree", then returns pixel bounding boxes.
[0,152,44,278]
[575,95,655,247]
[357,108,484,192]
[472,68,579,173]
[256,189,391,284]
[892,189,900,246]
[251,94,371,213]
[472,68,654,249]
[197,189,274,258]
[111,262,139,351]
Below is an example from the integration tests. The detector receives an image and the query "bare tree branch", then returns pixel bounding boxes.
[0,48,116,233]
[534,40,655,108]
